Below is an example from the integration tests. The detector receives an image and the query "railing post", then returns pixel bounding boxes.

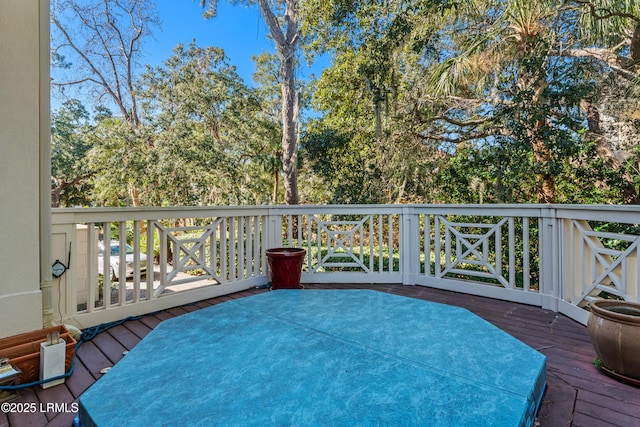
[266,208,283,249]
[539,207,560,311]
[50,224,75,323]
[264,208,283,279]
[401,206,420,285]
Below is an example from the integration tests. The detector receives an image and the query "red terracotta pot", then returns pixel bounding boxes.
[266,248,306,289]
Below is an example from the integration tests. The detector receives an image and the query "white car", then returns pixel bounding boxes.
[98,241,148,280]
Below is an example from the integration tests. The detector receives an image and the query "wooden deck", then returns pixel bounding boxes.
[2,284,639,427]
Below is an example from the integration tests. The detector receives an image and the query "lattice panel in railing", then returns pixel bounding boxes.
[564,219,640,307]
[283,214,400,274]
[153,216,264,297]
[73,215,266,314]
[425,215,531,290]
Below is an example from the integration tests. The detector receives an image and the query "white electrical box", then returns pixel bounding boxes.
[40,338,66,389]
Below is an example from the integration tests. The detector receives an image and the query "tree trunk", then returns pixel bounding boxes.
[580,100,640,204]
[272,164,279,204]
[525,72,555,204]
[531,125,556,204]
[631,23,640,63]
[258,0,300,205]
[281,51,300,205]
[130,186,141,207]
[51,187,62,208]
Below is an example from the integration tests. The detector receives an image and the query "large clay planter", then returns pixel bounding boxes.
[587,299,640,383]
[266,248,306,289]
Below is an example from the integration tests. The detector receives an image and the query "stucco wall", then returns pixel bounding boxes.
[0,0,46,338]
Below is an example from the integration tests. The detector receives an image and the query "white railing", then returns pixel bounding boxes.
[51,204,640,328]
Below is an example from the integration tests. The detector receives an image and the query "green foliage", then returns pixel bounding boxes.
[82,41,282,207]
[302,121,381,203]
[52,0,640,208]
[301,0,640,205]
[51,99,95,207]
[87,116,148,206]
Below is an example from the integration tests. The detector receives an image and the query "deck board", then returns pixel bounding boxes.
[87,332,127,366]
[120,318,153,339]
[74,342,112,381]
[104,325,140,350]
[3,284,640,427]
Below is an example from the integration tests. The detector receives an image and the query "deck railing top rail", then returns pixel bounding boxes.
[52,203,640,218]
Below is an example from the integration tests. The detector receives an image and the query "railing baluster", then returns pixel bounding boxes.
[237,216,243,279]
[378,214,383,273]
[221,218,228,282]
[435,216,441,278]
[523,217,530,292]
[230,218,237,281]
[287,214,293,245]
[133,220,141,304]
[425,214,431,277]
[211,219,218,280]
[87,223,96,313]
[359,217,364,268]
[146,220,154,301]
[254,216,261,277]
[118,222,127,305]
[444,217,451,274]
[317,215,322,271]
[103,221,111,308]
[367,214,375,271]
[245,216,252,279]
[388,214,393,273]
[495,220,502,285]
[622,251,627,297]
[306,214,312,272]
[508,217,515,288]
[158,222,166,299]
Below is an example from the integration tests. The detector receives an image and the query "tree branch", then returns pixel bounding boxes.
[52,13,130,121]
[414,130,493,144]
[51,77,103,86]
[565,47,638,80]
[428,115,488,128]
[571,0,640,24]
[258,0,287,50]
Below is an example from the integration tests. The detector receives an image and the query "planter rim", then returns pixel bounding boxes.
[590,299,640,326]
[266,247,306,256]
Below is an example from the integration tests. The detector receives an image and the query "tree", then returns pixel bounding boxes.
[568,0,640,203]
[87,112,150,206]
[251,52,286,203]
[569,0,640,83]
[51,99,95,207]
[51,0,159,205]
[51,0,158,127]
[304,0,638,204]
[424,0,640,204]
[199,0,302,205]
[302,46,448,204]
[135,42,280,205]
[301,1,469,203]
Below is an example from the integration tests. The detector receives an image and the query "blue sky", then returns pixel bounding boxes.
[51,1,329,111]
[147,1,327,85]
